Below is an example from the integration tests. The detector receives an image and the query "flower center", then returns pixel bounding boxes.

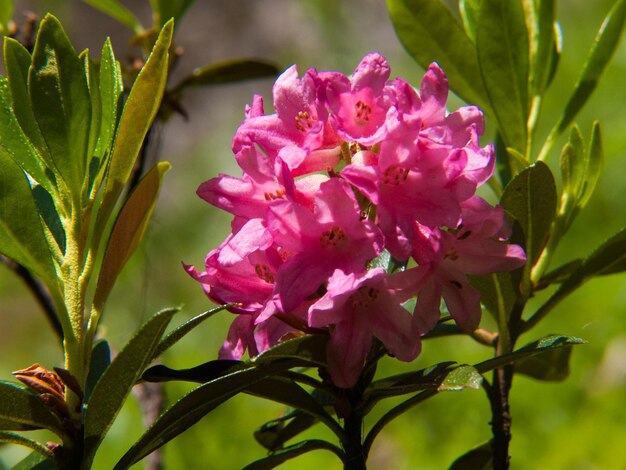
[350,286,379,309]
[254,263,275,283]
[264,189,286,201]
[382,164,409,185]
[294,111,316,132]
[354,99,372,125]
[320,226,347,248]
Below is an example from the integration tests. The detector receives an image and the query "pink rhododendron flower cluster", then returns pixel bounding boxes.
[187,53,526,388]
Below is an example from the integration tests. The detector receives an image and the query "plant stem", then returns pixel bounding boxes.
[490,346,513,470]
[342,404,366,470]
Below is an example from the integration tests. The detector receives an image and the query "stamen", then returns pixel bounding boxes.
[254,264,275,283]
[382,165,409,185]
[320,226,347,248]
[294,111,315,132]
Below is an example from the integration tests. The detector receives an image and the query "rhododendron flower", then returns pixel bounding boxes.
[187,52,526,387]
[309,268,422,387]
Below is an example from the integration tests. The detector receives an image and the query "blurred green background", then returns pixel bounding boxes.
[1,0,625,468]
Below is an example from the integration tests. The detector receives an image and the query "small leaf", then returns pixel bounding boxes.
[474,335,586,374]
[437,365,483,391]
[253,334,329,368]
[84,339,111,402]
[153,304,236,358]
[172,59,279,93]
[501,161,556,269]
[113,365,284,469]
[83,0,143,33]
[0,381,64,438]
[255,413,318,451]
[242,440,344,470]
[95,20,173,236]
[578,121,603,208]
[83,307,178,466]
[32,185,66,253]
[476,0,529,154]
[150,0,196,25]
[515,344,574,381]
[554,0,626,135]
[29,14,92,192]
[11,450,59,470]
[93,161,170,310]
[459,0,481,43]
[449,441,493,470]
[0,151,57,287]
[386,0,491,113]
[0,432,58,464]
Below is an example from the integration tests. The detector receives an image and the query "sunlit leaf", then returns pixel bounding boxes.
[554,0,626,136]
[459,0,481,43]
[172,59,279,93]
[0,432,57,464]
[526,0,556,95]
[95,20,173,236]
[83,307,178,466]
[83,0,143,33]
[0,381,65,438]
[242,440,344,469]
[29,14,91,193]
[11,450,58,470]
[386,0,491,113]
[437,365,483,391]
[93,161,170,310]
[476,0,529,154]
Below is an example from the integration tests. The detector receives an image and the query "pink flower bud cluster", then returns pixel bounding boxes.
[186,53,526,388]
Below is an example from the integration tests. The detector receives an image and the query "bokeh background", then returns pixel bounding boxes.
[1,0,626,468]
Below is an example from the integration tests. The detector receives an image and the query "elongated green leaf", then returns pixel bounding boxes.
[83,0,143,33]
[255,413,318,451]
[153,304,236,358]
[526,0,556,95]
[459,0,481,43]
[1,46,54,194]
[366,362,456,400]
[12,450,59,470]
[469,270,519,324]
[501,161,556,269]
[113,365,282,469]
[386,0,490,112]
[83,51,102,177]
[29,14,91,192]
[143,360,244,383]
[560,125,585,206]
[477,0,529,154]
[243,440,344,470]
[555,0,626,135]
[253,334,328,368]
[437,365,483,391]
[96,20,173,235]
[578,121,603,208]
[515,344,574,381]
[0,151,56,285]
[172,59,279,93]
[93,161,170,310]
[32,185,66,253]
[150,0,196,25]
[449,441,492,470]
[0,432,58,464]
[474,335,586,374]
[536,259,582,288]
[0,382,64,438]
[83,307,178,466]
[84,339,111,402]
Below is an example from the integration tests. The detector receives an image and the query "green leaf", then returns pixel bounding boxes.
[578,121,603,208]
[501,161,556,270]
[11,450,59,470]
[153,304,236,358]
[515,343,574,381]
[0,432,57,465]
[449,441,492,470]
[476,0,529,154]
[84,339,111,402]
[143,360,244,383]
[83,0,143,33]
[242,440,344,470]
[83,307,178,466]
[554,0,626,136]
[95,20,173,237]
[113,365,283,470]
[536,259,582,288]
[560,125,585,207]
[0,381,64,438]
[83,51,101,177]
[526,0,556,95]
[474,335,586,374]
[366,362,456,401]
[437,365,483,391]
[32,185,66,253]
[150,0,196,25]
[0,47,54,194]
[252,334,329,368]
[469,271,518,324]
[93,161,170,310]
[172,59,279,93]
[0,151,56,286]
[29,14,92,193]
[255,413,318,451]
[459,0,481,43]
[0,0,13,34]
[386,0,491,113]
